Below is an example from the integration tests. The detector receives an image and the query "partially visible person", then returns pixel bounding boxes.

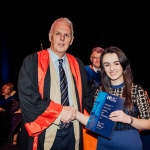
[18,17,95,150]
[10,95,21,145]
[0,84,14,111]
[0,84,12,144]
[84,47,104,150]
[85,47,104,89]
[0,83,21,146]
[73,46,150,150]
[7,82,21,145]
[7,82,18,97]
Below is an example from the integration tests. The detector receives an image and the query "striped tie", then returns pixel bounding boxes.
[58,59,70,128]
[58,59,69,106]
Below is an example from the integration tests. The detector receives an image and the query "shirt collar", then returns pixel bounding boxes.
[93,66,100,72]
[48,48,66,64]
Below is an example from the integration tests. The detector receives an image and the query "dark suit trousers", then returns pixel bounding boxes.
[51,122,75,150]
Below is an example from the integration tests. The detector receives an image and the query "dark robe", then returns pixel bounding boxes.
[18,50,95,150]
[0,95,18,144]
[85,65,101,88]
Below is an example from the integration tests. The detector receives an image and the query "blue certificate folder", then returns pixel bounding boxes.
[86,91,125,139]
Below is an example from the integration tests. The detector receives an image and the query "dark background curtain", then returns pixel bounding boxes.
[0,2,150,94]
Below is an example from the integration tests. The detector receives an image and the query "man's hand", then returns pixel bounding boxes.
[61,106,76,123]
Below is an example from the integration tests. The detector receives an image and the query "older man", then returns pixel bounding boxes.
[18,17,95,150]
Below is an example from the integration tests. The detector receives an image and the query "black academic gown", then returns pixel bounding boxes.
[18,51,95,150]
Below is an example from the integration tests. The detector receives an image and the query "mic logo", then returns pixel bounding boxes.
[107,95,117,102]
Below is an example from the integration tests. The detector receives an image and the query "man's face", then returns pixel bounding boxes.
[90,51,102,69]
[49,21,74,57]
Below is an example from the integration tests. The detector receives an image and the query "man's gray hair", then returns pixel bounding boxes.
[49,17,74,36]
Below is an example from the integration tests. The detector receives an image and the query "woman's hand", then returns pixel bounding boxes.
[109,110,130,124]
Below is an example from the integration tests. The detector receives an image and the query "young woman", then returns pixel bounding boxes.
[73,46,150,150]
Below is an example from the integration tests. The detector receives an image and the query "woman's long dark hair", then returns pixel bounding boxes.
[100,46,134,111]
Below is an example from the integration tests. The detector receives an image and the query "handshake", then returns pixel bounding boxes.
[61,106,77,123]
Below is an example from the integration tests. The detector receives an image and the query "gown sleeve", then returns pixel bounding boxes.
[18,52,62,136]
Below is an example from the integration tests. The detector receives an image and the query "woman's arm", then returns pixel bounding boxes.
[71,107,89,125]
[109,110,150,130]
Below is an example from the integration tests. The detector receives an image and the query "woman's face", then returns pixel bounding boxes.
[3,85,11,94]
[102,53,124,85]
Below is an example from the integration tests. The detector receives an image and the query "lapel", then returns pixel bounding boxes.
[50,58,59,84]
